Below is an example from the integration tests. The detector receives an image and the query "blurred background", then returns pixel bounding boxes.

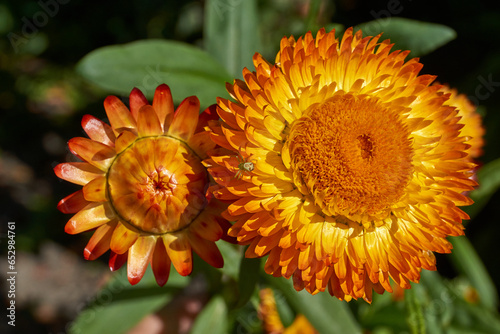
[1,0,500,333]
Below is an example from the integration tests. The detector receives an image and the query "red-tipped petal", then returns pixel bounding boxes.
[110,222,139,254]
[127,236,156,285]
[84,221,117,260]
[189,131,217,159]
[104,95,137,135]
[82,175,107,202]
[168,96,200,141]
[137,105,163,137]
[57,190,89,213]
[81,114,116,147]
[162,233,192,276]
[65,202,115,234]
[109,251,128,271]
[188,232,223,268]
[54,162,104,186]
[129,87,149,121]
[151,239,171,286]
[152,84,174,132]
[68,137,116,171]
[195,104,219,133]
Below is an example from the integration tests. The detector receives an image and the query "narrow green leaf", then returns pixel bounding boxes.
[204,0,260,78]
[467,157,500,218]
[69,269,187,334]
[236,257,261,307]
[355,18,456,57]
[77,39,232,109]
[190,295,228,334]
[267,276,361,334]
[448,236,498,310]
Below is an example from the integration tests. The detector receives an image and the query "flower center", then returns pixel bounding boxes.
[288,93,414,219]
[107,136,208,234]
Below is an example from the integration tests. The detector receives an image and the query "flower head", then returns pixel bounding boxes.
[205,28,477,302]
[259,288,317,334]
[55,84,229,285]
[438,84,485,160]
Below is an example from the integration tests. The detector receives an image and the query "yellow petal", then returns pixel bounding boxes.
[82,175,107,202]
[163,233,192,276]
[110,222,139,254]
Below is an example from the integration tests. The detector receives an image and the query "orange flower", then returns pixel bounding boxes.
[259,289,317,334]
[438,84,485,160]
[55,84,229,285]
[205,28,477,302]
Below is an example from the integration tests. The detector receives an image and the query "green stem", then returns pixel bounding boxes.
[406,286,426,334]
[306,0,322,32]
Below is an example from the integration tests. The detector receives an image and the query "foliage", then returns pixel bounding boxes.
[2,1,500,333]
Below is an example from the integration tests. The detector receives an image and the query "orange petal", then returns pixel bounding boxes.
[137,105,162,137]
[82,175,107,202]
[195,104,219,133]
[110,222,139,254]
[104,95,137,134]
[81,114,116,147]
[115,129,138,154]
[84,220,117,260]
[68,137,116,171]
[162,233,192,276]
[191,215,223,241]
[152,84,174,132]
[127,236,156,285]
[151,238,171,286]
[189,131,217,159]
[57,190,89,213]
[188,232,223,268]
[168,96,200,141]
[65,202,115,234]
[54,162,103,185]
[129,87,149,121]
[109,251,128,271]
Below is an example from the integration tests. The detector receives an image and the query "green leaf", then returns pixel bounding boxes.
[448,236,498,310]
[216,240,242,279]
[236,257,261,307]
[190,295,228,334]
[355,18,456,57]
[69,269,187,334]
[204,0,260,78]
[467,157,500,218]
[77,39,232,109]
[267,276,362,334]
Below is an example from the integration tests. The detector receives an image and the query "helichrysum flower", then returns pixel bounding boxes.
[55,84,229,285]
[438,84,485,160]
[259,288,317,334]
[205,28,477,302]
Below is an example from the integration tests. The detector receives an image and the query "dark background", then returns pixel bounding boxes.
[1,0,499,332]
